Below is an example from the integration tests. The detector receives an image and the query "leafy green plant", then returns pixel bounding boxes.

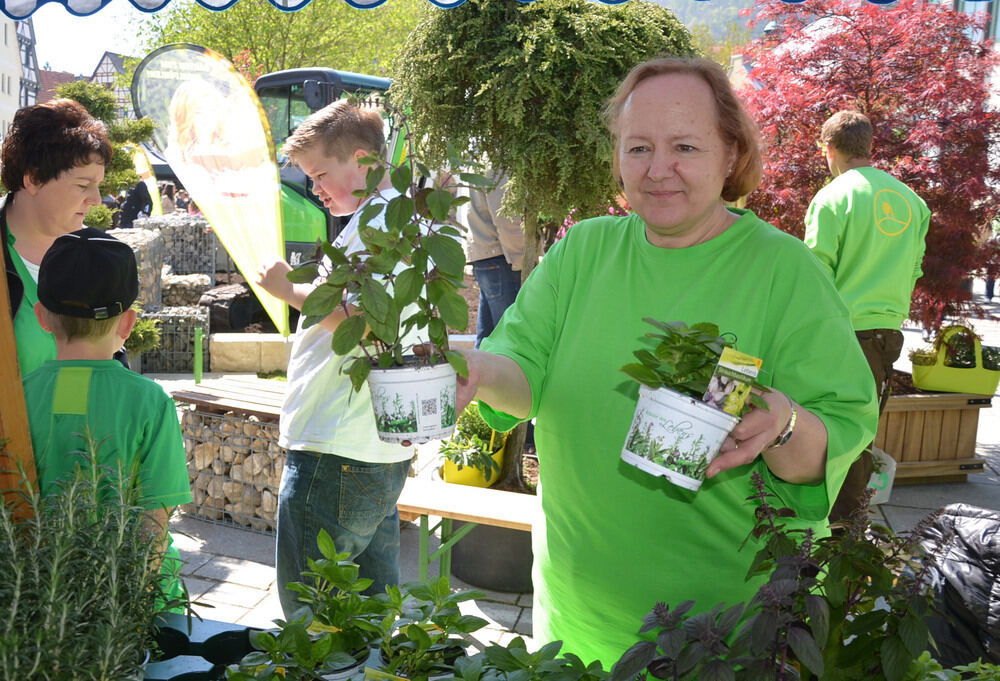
[0,438,182,680]
[227,529,390,680]
[288,107,490,392]
[370,577,489,680]
[125,304,162,354]
[83,204,114,229]
[610,473,940,681]
[439,402,507,480]
[620,319,768,415]
[465,637,609,681]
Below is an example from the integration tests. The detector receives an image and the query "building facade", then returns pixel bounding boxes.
[0,18,24,139]
[91,51,132,118]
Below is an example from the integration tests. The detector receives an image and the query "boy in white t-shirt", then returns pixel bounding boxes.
[256,100,412,615]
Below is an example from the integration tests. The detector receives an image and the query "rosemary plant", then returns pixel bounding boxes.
[0,438,177,680]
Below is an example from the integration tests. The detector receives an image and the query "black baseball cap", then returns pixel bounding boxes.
[38,228,138,320]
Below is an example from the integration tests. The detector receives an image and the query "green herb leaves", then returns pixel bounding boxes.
[286,109,482,392]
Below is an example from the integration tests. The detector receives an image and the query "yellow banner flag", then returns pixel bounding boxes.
[132,43,289,335]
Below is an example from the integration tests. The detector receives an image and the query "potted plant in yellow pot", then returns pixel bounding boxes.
[438,401,506,488]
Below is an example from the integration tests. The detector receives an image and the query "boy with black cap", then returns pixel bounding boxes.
[22,227,192,606]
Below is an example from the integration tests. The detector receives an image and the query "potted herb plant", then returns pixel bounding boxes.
[439,401,506,488]
[366,576,489,681]
[227,529,389,681]
[619,319,768,491]
[0,440,183,680]
[288,124,491,445]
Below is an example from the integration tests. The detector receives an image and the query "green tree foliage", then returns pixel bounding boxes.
[688,19,752,68]
[55,80,156,226]
[133,0,426,78]
[391,0,694,491]
[391,0,695,267]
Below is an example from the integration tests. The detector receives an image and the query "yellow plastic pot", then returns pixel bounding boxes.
[442,449,503,488]
[912,326,1000,395]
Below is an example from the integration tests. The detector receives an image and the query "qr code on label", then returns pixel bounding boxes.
[421,399,437,417]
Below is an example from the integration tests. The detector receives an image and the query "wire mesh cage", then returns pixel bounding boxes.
[179,406,284,533]
[138,213,217,282]
[141,306,210,374]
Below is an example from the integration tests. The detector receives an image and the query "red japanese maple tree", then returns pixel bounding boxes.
[740,0,1000,330]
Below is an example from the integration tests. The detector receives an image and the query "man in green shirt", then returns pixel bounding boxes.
[23,228,192,607]
[805,111,930,523]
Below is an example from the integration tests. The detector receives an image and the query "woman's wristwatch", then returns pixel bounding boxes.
[769,400,798,449]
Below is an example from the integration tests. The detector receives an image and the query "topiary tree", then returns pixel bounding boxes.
[391,0,696,273]
[56,79,157,227]
[739,0,1000,331]
[390,0,695,490]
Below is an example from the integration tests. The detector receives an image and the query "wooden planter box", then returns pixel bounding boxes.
[874,392,992,483]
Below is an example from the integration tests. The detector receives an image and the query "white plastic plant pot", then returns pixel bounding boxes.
[866,446,896,506]
[621,385,740,491]
[367,362,458,444]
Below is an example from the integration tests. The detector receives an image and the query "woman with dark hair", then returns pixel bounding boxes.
[159,181,176,214]
[1,98,113,375]
[455,57,878,662]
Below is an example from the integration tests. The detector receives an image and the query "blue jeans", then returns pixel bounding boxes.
[473,255,522,349]
[276,450,411,617]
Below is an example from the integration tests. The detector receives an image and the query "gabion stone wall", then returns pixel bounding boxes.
[107,228,163,312]
[141,305,210,373]
[179,407,284,533]
[136,213,216,283]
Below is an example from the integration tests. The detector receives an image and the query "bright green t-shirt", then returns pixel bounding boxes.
[804,167,930,331]
[5,227,57,375]
[480,210,878,666]
[23,359,193,605]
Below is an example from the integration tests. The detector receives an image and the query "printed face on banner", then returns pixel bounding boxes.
[133,45,288,335]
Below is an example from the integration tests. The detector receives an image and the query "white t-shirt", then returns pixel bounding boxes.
[278,188,415,463]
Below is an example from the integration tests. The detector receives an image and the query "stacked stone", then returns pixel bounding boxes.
[162,271,214,307]
[107,228,164,311]
[179,408,284,532]
[136,213,216,282]
[141,306,210,373]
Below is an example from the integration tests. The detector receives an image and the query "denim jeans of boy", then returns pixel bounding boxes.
[276,450,411,617]
[473,255,522,349]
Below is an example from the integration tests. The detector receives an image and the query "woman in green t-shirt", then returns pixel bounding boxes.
[2,98,113,376]
[456,57,879,664]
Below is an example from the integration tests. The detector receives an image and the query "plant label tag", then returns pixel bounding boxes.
[702,347,763,416]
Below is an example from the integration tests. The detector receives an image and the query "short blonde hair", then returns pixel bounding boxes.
[821,111,872,160]
[603,56,763,202]
[41,307,120,343]
[283,99,386,164]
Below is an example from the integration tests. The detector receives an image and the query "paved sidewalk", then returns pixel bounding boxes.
[168,440,534,647]
[162,279,999,647]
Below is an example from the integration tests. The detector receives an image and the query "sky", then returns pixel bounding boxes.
[30,0,152,75]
